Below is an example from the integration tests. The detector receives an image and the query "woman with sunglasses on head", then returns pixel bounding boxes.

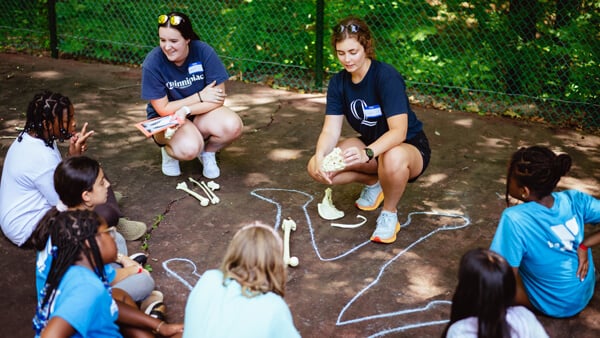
[307,16,431,244]
[141,12,243,179]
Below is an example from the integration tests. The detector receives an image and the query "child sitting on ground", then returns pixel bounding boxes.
[442,248,548,337]
[0,91,145,247]
[182,222,301,337]
[31,156,165,322]
[490,146,600,318]
[32,209,183,337]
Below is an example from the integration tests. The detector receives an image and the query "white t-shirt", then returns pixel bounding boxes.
[0,134,61,246]
[447,306,549,338]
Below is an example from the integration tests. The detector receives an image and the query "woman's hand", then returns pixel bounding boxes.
[198,81,226,103]
[68,122,94,156]
[343,146,369,166]
[576,244,589,281]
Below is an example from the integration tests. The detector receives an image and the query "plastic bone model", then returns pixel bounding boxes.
[188,177,220,204]
[176,182,209,206]
[321,147,346,172]
[282,219,299,267]
[331,215,367,228]
[318,188,344,220]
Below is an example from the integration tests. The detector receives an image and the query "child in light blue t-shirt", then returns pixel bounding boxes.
[490,146,600,318]
[183,222,301,338]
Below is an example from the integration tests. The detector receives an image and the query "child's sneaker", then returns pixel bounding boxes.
[141,290,166,321]
[198,151,220,179]
[370,210,400,244]
[355,181,384,211]
[161,147,181,176]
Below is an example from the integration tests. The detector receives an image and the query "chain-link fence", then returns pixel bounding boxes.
[1,0,598,131]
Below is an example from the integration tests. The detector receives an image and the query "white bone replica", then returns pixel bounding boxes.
[318,188,344,220]
[282,219,299,267]
[188,177,220,204]
[176,182,209,206]
[321,147,346,172]
[206,181,220,190]
[164,127,177,139]
[331,215,367,228]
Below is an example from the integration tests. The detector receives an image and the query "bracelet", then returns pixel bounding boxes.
[197,92,203,102]
[182,106,191,116]
[152,321,165,334]
[579,243,588,251]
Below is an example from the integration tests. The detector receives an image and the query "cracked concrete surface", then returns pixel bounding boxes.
[1,53,600,337]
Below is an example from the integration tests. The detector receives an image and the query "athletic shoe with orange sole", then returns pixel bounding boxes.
[355,181,384,211]
[370,211,400,244]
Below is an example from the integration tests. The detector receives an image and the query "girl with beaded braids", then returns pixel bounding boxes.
[0,91,93,247]
[490,146,600,318]
[33,209,183,337]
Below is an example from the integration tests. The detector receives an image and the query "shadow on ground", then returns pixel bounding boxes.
[1,53,600,337]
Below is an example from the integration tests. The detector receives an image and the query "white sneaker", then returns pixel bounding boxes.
[198,152,220,179]
[161,147,181,176]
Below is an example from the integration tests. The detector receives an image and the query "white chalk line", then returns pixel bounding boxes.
[162,258,202,291]
[163,188,471,336]
[251,188,471,336]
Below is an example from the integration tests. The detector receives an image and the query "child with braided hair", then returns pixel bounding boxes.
[33,209,183,337]
[0,91,145,247]
[490,145,600,318]
[31,156,157,305]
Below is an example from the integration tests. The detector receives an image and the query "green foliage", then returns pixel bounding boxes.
[0,0,597,128]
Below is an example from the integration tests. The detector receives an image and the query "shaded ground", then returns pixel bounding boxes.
[1,53,600,337]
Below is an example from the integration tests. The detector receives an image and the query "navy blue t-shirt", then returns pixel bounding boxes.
[141,40,229,119]
[326,60,423,144]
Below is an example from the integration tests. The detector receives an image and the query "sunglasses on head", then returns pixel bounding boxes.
[158,14,184,26]
[337,24,360,33]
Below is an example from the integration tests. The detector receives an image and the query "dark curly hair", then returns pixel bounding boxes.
[506,146,572,205]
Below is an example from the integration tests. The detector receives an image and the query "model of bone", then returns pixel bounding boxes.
[321,147,345,172]
[331,215,367,228]
[164,126,177,139]
[282,219,299,267]
[318,187,344,220]
[189,177,220,204]
[176,182,209,206]
[206,181,220,190]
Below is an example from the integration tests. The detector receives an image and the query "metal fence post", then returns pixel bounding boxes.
[314,0,324,91]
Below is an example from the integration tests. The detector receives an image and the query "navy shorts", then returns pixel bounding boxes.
[405,130,431,182]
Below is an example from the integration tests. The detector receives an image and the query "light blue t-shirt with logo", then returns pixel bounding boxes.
[490,190,600,318]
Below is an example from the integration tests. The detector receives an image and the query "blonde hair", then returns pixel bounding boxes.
[220,222,286,297]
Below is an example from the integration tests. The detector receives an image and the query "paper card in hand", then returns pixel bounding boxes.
[135,115,180,137]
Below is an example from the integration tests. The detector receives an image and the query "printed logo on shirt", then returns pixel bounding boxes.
[350,99,377,127]
[166,74,204,90]
[188,62,204,74]
[548,217,580,251]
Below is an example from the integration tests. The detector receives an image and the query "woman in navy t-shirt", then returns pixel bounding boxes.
[141,12,243,179]
[307,16,431,244]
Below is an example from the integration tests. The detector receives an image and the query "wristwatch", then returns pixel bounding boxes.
[364,148,374,162]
